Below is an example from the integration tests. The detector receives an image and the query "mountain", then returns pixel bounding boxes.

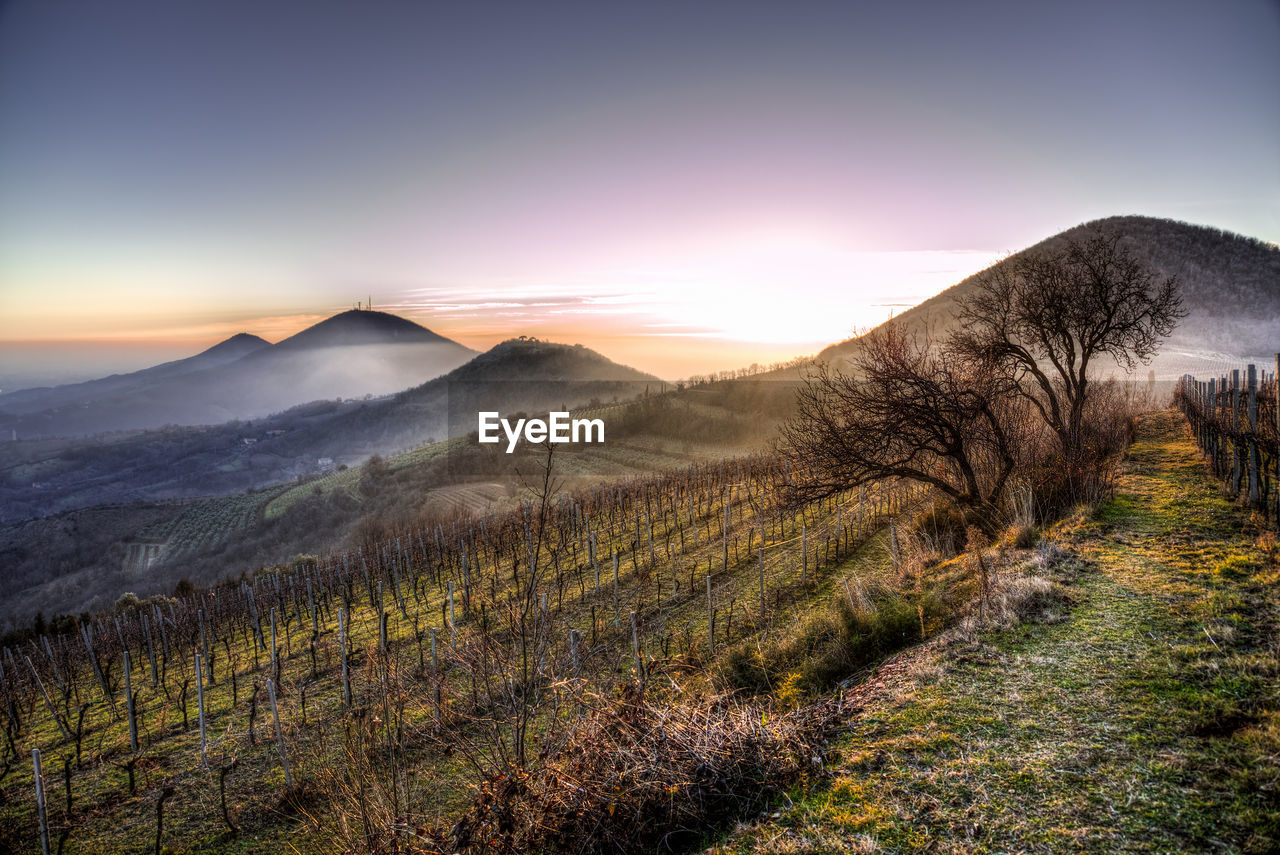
[206,336,662,469]
[0,337,659,523]
[268,309,456,350]
[0,337,663,621]
[0,311,477,438]
[818,216,1280,377]
[0,332,270,416]
[299,337,664,451]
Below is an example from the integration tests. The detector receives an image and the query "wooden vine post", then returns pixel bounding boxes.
[706,574,714,656]
[33,748,50,855]
[338,607,352,706]
[1251,365,1264,507]
[124,651,138,753]
[265,678,294,792]
[801,523,808,587]
[630,611,643,684]
[758,545,765,623]
[195,652,207,768]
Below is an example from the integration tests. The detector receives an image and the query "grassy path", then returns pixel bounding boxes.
[714,411,1280,854]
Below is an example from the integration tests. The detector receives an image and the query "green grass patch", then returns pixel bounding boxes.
[711,411,1280,854]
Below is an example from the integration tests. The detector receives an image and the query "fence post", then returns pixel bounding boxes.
[124,651,138,753]
[307,578,318,639]
[722,489,730,573]
[270,607,279,682]
[1195,380,1202,447]
[591,532,600,597]
[448,581,455,647]
[630,612,643,683]
[1207,378,1217,473]
[706,574,714,656]
[143,613,158,686]
[1248,364,1261,508]
[338,607,351,706]
[33,748,49,855]
[81,625,115,715]
[801,524,808,587]
[198,609,209,687]
[1219,375,1230,478]
[1231,369,1243,495]
[756,544,764,624]
[195,652,207,768]
[265,678,293,791]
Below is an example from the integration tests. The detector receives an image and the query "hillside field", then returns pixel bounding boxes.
[0,410,1275,852]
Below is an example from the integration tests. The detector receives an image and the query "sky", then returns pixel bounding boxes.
[0,0,1277,383]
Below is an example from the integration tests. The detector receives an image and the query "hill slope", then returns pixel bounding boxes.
[715,412,1280,853]
[818,216,1280,377]
[4,410,1272,852]
[0,310,477,437]
[254,336,665,456]
[0,332,270,416]
[0,337,668,622]
[268,308,457,350]
[0,338,660,521]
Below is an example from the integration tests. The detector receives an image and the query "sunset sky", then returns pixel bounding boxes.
[1,0,1277,382]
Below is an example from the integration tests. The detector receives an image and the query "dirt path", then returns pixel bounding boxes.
[714,411,1279,853]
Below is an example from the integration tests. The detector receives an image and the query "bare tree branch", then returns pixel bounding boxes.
[952,229,1185,453]
[780,328,1023,535]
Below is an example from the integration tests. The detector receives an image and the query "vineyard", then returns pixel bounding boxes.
[133,487,291,561]
[0,441,947,853]
[1176,356,1279,528]
[261,387,786,527]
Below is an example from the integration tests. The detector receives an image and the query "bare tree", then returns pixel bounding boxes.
[432,441,572,780]
[781,328,1022,535]
[952,230,1185,455]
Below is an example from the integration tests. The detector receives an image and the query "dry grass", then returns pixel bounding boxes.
[712,411,1280,854]
[426,686,840,855]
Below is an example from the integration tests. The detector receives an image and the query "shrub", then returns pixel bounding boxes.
[776,671,806,709]
[804,593,927,690]
[909,501,969,556]
[431,688,838,855]
[719,644,771,692]
[1003,524,1040,549]
[290,553,319,573]
[718,588,949,695]
[114,592,141,612]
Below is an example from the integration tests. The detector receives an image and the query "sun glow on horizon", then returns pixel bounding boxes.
[0,0,1274,387]
[0,234,1003,381]
[386,236,1002,347]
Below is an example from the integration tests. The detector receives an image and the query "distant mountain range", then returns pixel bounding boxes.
[213,336,663,470]
[0,332,665,624]
[0,337,659,523]
[819,216,1280,376]
[0,310,477,438]
[0,332,270,416]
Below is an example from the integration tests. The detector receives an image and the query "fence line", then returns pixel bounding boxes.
[1174,354,1279,528]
